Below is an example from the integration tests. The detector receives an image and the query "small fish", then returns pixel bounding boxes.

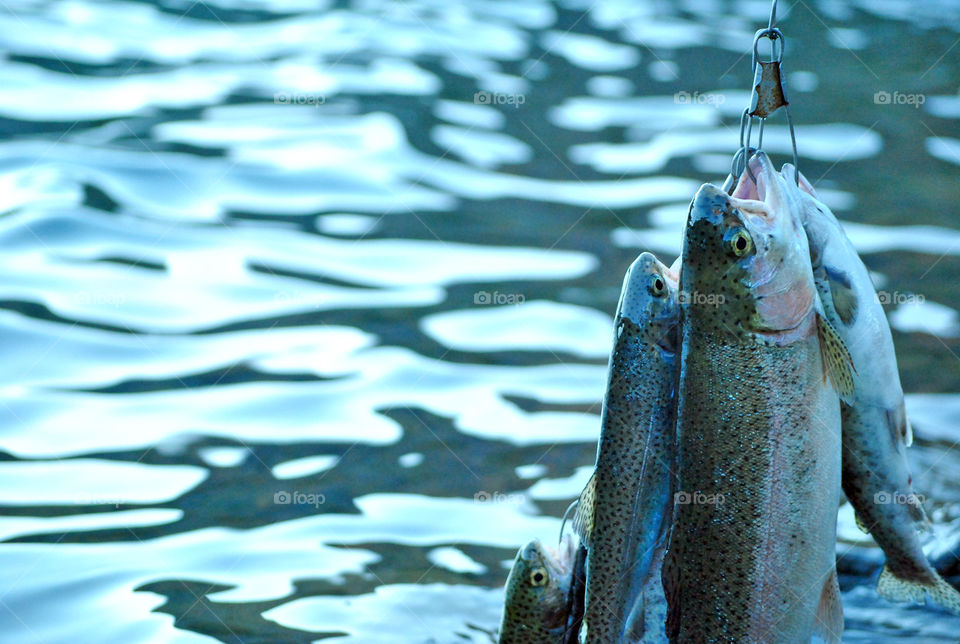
[499,535,578,644]
[775,163,960,614]
[665,154,850,643]
[574,252,678,644]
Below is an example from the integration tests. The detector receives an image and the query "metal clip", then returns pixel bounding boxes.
[749,29,788,119]
[750,61,788,118]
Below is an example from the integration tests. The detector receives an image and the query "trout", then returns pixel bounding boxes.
[665,161,851,643]
[774,162,960,613]
[574,252,678,643]
[500,535,580,644]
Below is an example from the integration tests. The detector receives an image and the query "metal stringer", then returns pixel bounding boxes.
[723,0,800,194]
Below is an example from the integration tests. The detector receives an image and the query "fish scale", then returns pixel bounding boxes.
[499,536,578,644]
[668,329,840,642]
[777,162,960,614]
[575,252,677,644]
[665,179,846,644]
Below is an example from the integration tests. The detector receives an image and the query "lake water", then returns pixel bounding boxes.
[1,0,960,641]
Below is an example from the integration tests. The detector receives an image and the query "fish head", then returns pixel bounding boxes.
[780,163,819,199]
[504,536,575,625]
[682,152,816,339]
[617,251,680,347]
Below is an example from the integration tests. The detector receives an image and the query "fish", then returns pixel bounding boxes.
[664,154,850,643]
[775,163,960,614]
[573,251,678,644]
[499,535,579,644]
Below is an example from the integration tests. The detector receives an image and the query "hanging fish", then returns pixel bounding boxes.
[499,535,580,644]
[770,161,960,615]
[665,157,850,643]
[574,252,678,644]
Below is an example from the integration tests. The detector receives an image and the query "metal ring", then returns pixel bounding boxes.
[753,28,784,63]
[730,146,747,179]
[738,107,751,148]
[729,145,760,188]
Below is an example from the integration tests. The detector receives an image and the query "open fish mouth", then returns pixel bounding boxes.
[522,535,575,581]
[729,151,791,222]
[543,534,576,575]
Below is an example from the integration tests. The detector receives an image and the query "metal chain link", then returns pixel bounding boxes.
[723,0,800,193]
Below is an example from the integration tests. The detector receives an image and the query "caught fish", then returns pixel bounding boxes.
[573,251,678,643]
[499,535,579,644]
[774,163,960,614]
[665,155,851,643]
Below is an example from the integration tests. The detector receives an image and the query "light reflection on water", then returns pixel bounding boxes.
[1,0,959,641]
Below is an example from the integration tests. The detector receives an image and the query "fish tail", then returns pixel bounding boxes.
[909,499,933,533]
[878,564,960,615]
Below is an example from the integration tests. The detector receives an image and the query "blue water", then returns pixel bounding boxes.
[1,0,960,641]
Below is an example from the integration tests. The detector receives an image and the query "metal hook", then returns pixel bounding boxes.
[724,0,800,191]
[725,109,757,194]
[785,106,800,185]
[559,499,578,544]
[743,116,757,184]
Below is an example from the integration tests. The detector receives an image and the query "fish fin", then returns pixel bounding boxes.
[853,510,871,534]
[883,405,931,531]
[823,265,858,326]
[812,569,844,643]
[572,471,596,549]
[886,404,912,450]
[622,593,646,642]
[913,503,933,533]
[561,545,587,644]
[878,565,960,614]
[905,490,932,533]
[817,313,856,403]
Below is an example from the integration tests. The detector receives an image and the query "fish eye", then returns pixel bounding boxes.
[648,273,667,297]
[724,227,754,257]
[529,567,548,587]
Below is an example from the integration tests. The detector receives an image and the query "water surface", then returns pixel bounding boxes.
[1,0,960,641]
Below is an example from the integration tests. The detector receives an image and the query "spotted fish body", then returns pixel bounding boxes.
[778,164,960,614]
[576,252,678,644]
[499,536,577,644]
[666,160,847,643]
